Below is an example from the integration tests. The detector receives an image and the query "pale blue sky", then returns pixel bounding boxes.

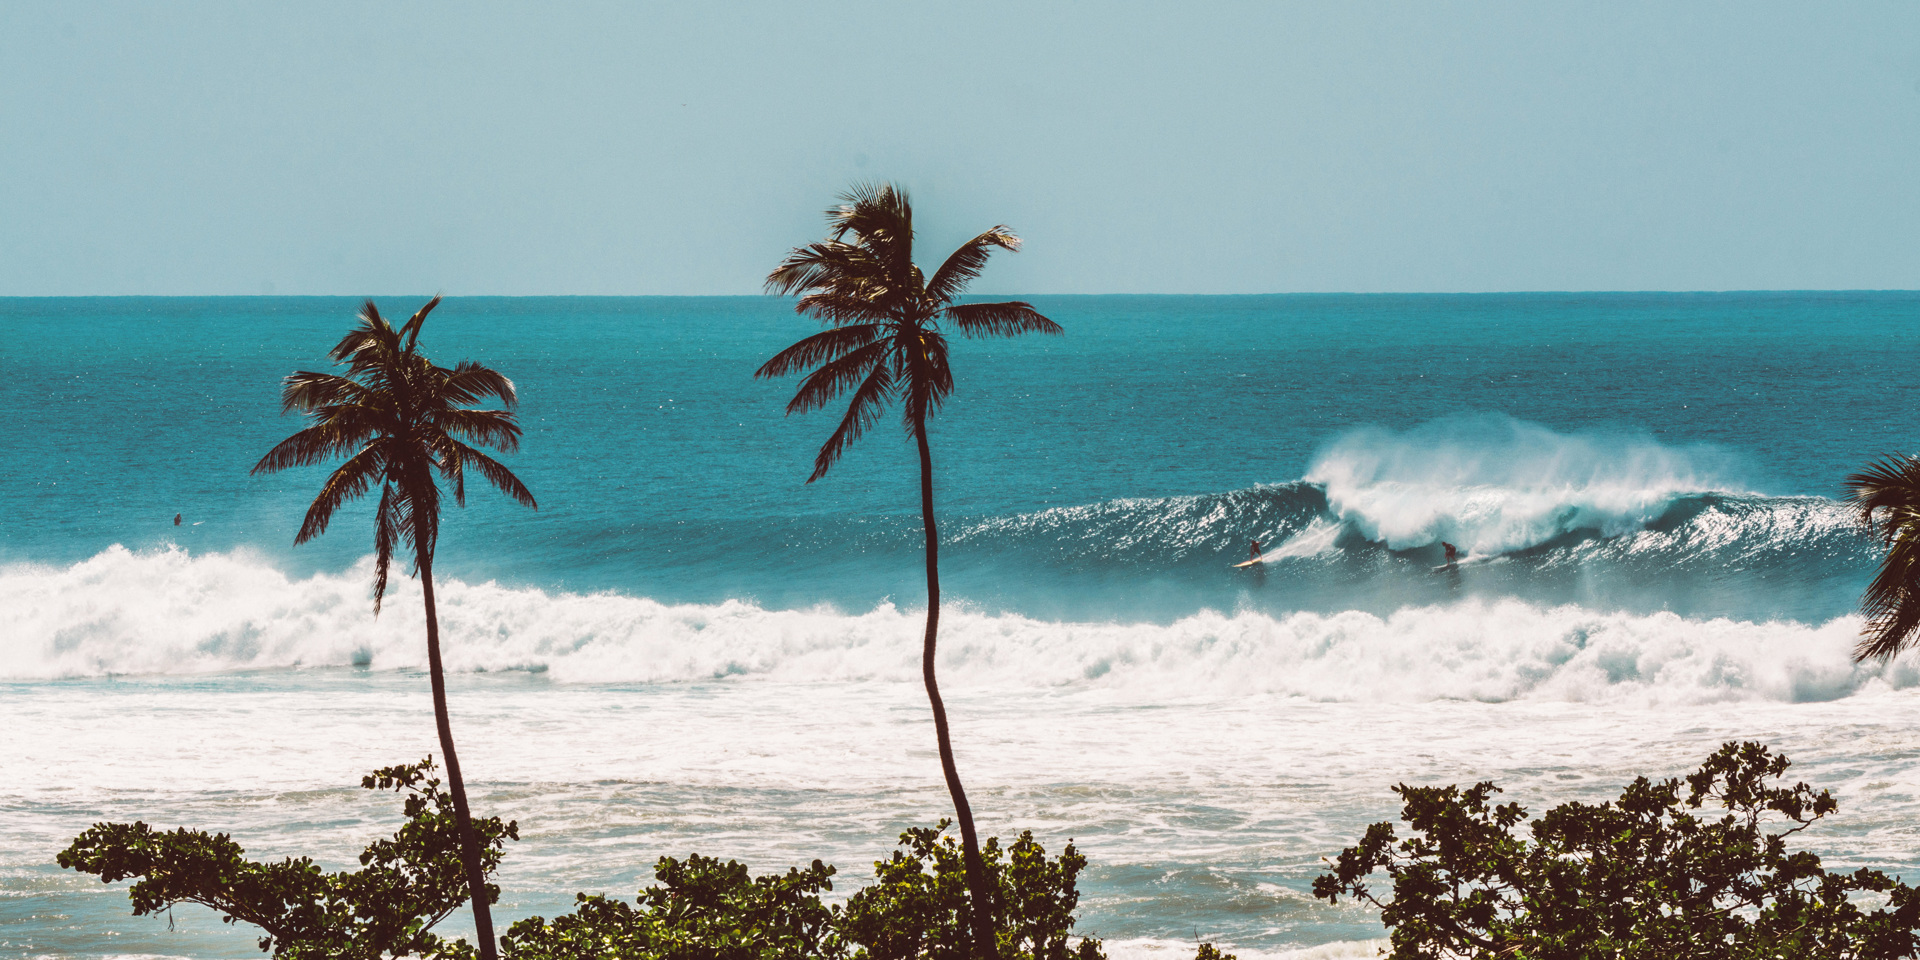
[3,2,1917,295]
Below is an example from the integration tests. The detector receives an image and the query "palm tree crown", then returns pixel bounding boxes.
[756,182,1061,479]
[1847,454,1920,660]
[251,296,536,605]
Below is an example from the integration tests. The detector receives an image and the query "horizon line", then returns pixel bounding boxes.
[3,288,1919,300]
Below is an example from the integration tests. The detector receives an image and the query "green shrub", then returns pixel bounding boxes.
[65,772,1187,960]
[836,821,1105,960]
[1313,741,1920,959]
[58,758,516,959]
[504,820,1106,960]
[499,854,841,960]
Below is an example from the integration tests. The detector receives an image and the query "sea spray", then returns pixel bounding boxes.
[1304,414,1754,555]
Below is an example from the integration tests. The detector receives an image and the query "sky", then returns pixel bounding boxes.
[2,1,1918,296]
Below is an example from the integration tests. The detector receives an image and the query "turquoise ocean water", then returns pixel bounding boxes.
[6,293,1920,957]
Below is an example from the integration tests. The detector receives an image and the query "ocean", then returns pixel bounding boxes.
[5,292,1920,957]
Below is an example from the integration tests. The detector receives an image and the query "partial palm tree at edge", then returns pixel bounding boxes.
[251,297,536,960]
[756,182,1062,959]
[1848,454,1920,663]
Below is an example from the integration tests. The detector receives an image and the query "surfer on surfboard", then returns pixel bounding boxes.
[1249,539,1263,563]
[1441,541,1458,568]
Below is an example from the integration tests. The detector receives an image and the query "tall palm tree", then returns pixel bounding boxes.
[251,297,535,960]
[1847,454,1920,662]
[756,182,1061,958]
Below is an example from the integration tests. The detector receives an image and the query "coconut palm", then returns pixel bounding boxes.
[251,297,535,960]
[756,182,1061,957]
[1847,454,1920,662]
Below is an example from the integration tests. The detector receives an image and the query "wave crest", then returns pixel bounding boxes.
[1304,415,1752,555]
[4,545,1906,705]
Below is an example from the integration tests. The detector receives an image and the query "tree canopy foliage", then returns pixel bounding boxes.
[1313,741,1920,959]
[66,768,1161,960]
[502,820,1110,960]
[59,759,517,960]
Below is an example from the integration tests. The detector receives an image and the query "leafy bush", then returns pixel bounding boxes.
[68,774,1210,960]
[59,758,517,959]
[836,821,1105,960]
[1313,741,1920,959]
[504,820,1107,960]
[499,854,840,960]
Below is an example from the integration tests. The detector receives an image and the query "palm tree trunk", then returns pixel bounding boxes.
[420,554,499,960]
[915,421,996,960]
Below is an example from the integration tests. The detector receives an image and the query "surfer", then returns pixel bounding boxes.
[174,513,182,526]
[1442,541,1458,567]
[1249,539,1263,563]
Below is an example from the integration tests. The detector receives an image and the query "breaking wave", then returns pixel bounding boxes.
[1305,415,1752,555]
[4,544,1908,705]
[937,417,1865,623]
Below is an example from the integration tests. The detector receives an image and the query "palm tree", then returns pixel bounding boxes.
[251,297,535,960]
[756,182,1061,958]
[1847,454,1920,662]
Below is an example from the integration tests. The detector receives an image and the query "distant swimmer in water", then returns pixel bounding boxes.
[174,513,182,526]
[1442,541,1458,567]
[1249,539,1264,562]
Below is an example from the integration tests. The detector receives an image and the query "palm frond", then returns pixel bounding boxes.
[766,241,886,297]
[446,440,537,509]
[399,296,443,352]
[438,408,524,453]
[440,362,517,408]
[390,461,441,567]
[279,371,375,413]
[829,182,912,242]
[808,363,895,483]
[371,485,396,614]
[899,331,953,432]
[943,301,1062,339]
[755,325,884,379]
[1857,535,1920,661]
[252,422,378,475]
[794,293,895,326]
[332,303,397,364]
[925,228,1019,305]
[828,182,915,293]
[784,340,892,416]
[1847,455,1920,660]
[1848,456,1920,535]
[294,445,386,544]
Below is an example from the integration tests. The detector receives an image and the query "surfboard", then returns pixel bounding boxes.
[1232,555,1271,569]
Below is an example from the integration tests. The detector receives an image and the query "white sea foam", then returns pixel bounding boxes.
[1304,414,1751,555]
[1104,939,1388,960]
[4,544,1907,705]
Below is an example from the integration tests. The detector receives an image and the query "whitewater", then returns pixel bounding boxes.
[6,293,1920,958]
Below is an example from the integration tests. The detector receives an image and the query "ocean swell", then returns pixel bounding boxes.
[3,544,1906,705]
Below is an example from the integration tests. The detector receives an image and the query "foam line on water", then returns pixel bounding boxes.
[5,544,1910,705]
